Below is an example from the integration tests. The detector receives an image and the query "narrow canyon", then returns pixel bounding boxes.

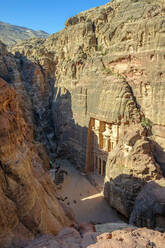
[0,0,165,247]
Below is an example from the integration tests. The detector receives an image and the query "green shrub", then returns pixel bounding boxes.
[141,117,152,129]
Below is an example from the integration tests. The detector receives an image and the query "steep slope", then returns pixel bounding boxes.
[10,0,165,230]
[0,41,72,248]
[11,0,165,170]
[0,21,48,45]
[12,0,165,231]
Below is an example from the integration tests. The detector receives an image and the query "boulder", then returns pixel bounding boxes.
[89,228,165,248]
[130,179,165,230]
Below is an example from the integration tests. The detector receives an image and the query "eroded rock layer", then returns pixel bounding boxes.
[5,0,165,233]
[0,42,72,248]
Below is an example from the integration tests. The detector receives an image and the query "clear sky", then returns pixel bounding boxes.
[1,0,109,34]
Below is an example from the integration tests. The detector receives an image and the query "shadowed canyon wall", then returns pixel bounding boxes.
[1,0,164,238]
[0,42,73,247]
[11,0,165,170]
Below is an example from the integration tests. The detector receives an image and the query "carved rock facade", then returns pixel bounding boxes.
[9,0,165,230]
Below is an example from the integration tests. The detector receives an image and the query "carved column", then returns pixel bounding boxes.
[111,124,119,148]
[102,124,111,152]
[94,119,100,147]
[105,137,110,151]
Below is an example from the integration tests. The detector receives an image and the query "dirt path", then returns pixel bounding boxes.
[54,160,122,224]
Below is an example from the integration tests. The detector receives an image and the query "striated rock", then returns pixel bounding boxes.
[0,77,73,247]
[7,0,165,230]
[10,0,165,171]
[0,38,56,159]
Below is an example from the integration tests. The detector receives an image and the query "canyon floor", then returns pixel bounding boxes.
[51,160,122,224]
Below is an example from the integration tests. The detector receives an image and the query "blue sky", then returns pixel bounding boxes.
[1,0,109,34]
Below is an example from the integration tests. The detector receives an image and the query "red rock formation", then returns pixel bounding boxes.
[5,0,165,233]
[0,78,73,247]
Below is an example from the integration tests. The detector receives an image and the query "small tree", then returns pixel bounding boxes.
[141,117,152,129]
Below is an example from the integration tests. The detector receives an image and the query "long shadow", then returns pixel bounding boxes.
[52,86,165,230]
[52,87,89,169]
[52,87,109,172]
[3,50,165,231]
[4,51,57,160]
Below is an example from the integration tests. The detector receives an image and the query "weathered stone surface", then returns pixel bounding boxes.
[8,0,165,231]
[55,227,82,248]
[0,73,72,247]
[89,228,165,248]
[0,38,57,159]
[130,178,165,230]
[24,226,165,248]
[104,124,162,218]
[11,0,165,170]
[24,235,60,248]
[24,227,96,248]
[79,223,96,235]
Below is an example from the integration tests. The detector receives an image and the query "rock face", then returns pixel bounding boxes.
[0,43,72,248]
[89,228,165,248]
[130,179,165,229]
[0,21,48,46]
[10,0,165,170]
[22,226,165,248]
[1,39,56,160]
[10,0,165,230]
[104,124,162,219]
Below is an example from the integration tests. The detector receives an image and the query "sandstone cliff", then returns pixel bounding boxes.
[0,0,162,241]
[11,0,165,170]
[10,0,165,230]
[0,41,72,247]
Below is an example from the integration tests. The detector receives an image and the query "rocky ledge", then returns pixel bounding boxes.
[24,224,165,248]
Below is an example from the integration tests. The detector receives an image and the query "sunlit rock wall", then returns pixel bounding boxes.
[10,0,165,229]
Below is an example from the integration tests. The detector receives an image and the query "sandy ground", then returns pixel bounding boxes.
[53,160,122,224]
